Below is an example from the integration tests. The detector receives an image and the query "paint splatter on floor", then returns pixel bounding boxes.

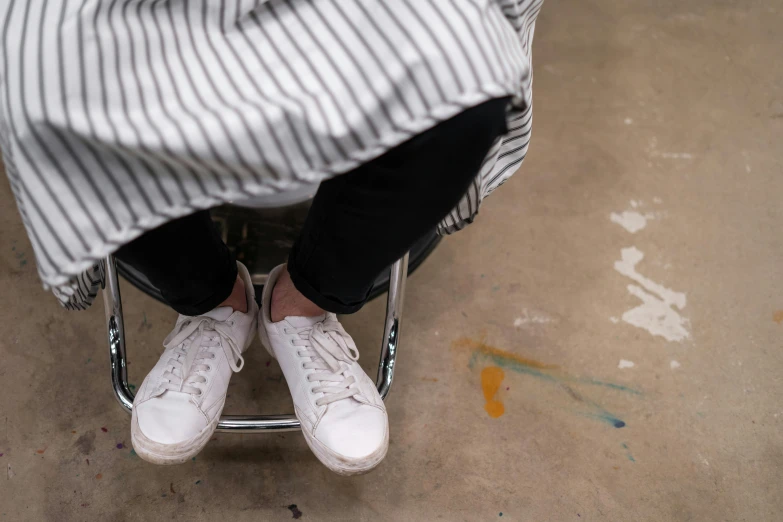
[773,310,783,324]
[454,337,558,370]
[36,448,46,454]
[610,210,649,233]
[100,427,108,433]
[454,336,639,428]
[116,443,124,449]
[670,360,681,369]
[513,308,552,328]
[287,504,303,519]
[614,247,689,342]
[622,443,636,462]
[618,359,635,369]
[481,366,505,418]
[95,473,102,480]
[455,337,640,394]
[421,377,439,382]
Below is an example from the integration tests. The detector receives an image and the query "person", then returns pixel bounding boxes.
[0,0,543,474]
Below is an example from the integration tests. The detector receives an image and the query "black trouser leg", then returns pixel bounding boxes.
[115,210,237,317]
[117,97,509,317]
[288,97,509,313]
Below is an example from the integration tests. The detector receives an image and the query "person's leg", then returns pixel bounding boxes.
[116,211,258,465]
[115,210,246,315]
[273,97,510,320]
[259,97,510,475]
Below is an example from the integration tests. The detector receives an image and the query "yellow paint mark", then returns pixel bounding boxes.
[453,336,558,370]
[774,310,783,324]
[481,366,506,418]
[421,377,439,382]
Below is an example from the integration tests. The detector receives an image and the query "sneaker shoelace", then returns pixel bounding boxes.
[155,317,245,397]
[287,317,363,406]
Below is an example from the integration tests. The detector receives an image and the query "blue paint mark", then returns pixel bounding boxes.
[622,443,636,461]
[579,379,641,395]
[582,412,626,428]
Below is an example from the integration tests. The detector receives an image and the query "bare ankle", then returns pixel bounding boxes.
[219,276,248,314]
[271,268,325,322]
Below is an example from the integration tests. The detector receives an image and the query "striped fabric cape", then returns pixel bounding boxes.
[0,0,543,310]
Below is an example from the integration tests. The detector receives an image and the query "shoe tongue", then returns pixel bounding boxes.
[201,306,234,322]
[285,314,326,328]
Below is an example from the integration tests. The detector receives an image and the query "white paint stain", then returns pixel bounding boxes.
[609,316,620,324]
[610,211,648,233]
[624,118,633,125]
[659,152,694,159]
[611,200,666,233]
[670,360,681,369]
[618,359,635,369]
[653,197,663,204]
[514,309,552,327]
[614,247,690,342]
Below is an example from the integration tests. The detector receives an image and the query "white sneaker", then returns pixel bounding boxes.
[258,265,389,475]
[131,262,258,465]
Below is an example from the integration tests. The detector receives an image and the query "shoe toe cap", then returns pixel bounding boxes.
[136,393,208,445]
[315,405,388,460]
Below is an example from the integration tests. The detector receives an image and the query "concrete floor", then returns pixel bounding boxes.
[1,0,782,520]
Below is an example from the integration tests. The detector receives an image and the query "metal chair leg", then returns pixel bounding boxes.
[103,253,408,433]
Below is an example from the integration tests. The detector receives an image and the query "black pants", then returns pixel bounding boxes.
[117,98,509,316]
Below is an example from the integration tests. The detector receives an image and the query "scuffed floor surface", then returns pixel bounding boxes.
[1,1,782,520]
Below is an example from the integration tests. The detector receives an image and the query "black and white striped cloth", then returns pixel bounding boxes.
[0,0,542,310]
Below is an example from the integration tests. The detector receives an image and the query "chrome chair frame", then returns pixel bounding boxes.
[102,253,408,433]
